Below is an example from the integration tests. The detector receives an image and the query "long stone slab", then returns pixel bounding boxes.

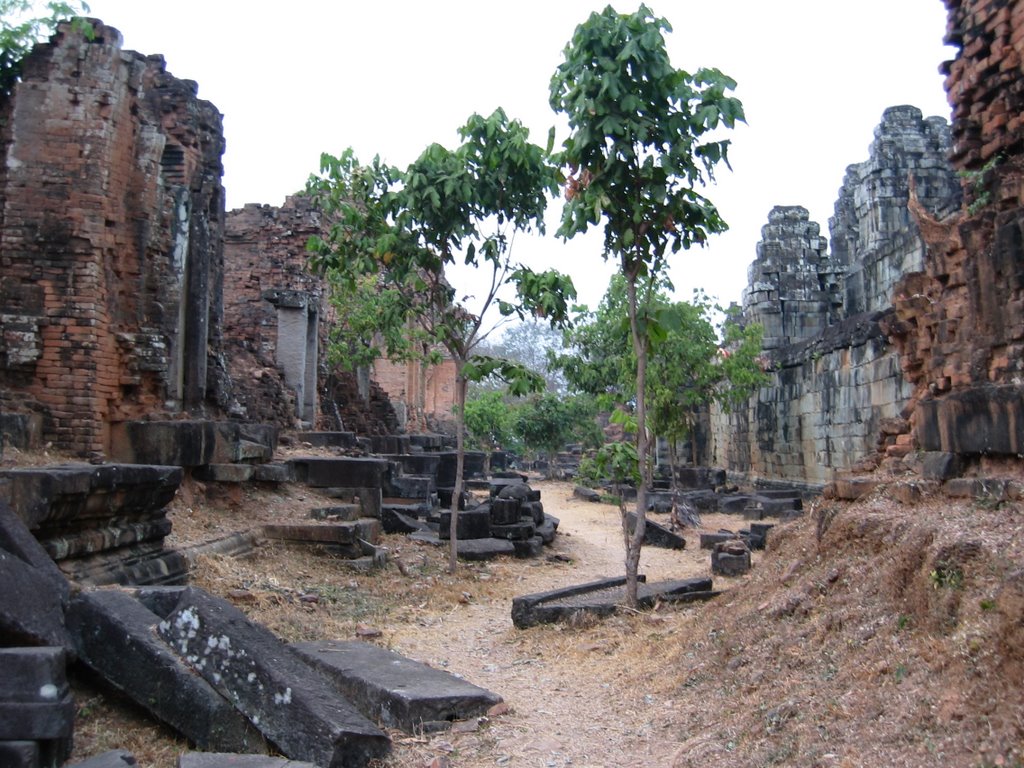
[0,499,69,607]
[0,464,181,531]
[65,750,138,767]
[512,576,715,629]
[287,458,389,490]
[178,755,318,768]
[408,530,516,560]
[66,589,266,754]
[158,587,389,767]
[290,640,502,732]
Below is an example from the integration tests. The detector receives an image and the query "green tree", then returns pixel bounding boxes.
[464,390,519,454]
[473,319,568,394]
[647,298,767,511]
[307,109,575,572]
[514,392,576,477]
[1,1,90,95]
[551,4,743,605]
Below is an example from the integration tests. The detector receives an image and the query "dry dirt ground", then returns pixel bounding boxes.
[66,477,1024,768]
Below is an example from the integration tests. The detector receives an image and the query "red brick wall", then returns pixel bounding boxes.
[888,0,1024,456]
[0,21,227,456]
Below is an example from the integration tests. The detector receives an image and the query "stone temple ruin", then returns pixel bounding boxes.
[2,0,1024,763]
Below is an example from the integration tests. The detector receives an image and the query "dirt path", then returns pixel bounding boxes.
[380,480,744,768]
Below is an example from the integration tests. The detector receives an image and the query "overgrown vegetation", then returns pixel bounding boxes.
[0,0,90,96]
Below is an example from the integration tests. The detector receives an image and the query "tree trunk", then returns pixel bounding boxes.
[448,369,468,574]
[623,274,649,608]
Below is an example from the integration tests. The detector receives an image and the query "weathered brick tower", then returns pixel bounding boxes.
[0,20,230,456]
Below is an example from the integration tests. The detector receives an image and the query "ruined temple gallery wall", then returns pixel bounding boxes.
[707,318,914,488]
[709,105,959,487]
[0,21,227,455]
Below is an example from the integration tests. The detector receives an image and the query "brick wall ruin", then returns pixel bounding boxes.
[707,106,962,488]
[222,197,454,435]
[0,21,455,453]
[888,0,1024,463]
[0,20,230,456]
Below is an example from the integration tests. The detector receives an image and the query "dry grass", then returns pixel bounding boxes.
[65,479,1024,768]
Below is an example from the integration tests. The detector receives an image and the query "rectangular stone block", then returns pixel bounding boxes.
[66,589,266,754]
[288,458,389,490]
[158,587,389,768]
[291,640,502,732]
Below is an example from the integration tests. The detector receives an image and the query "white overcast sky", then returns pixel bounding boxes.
[82,0,955,313]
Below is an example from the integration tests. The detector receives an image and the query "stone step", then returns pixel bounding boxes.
[263,520,381,547]
[294,431,358,450]
[158,587,390,767]
[252,463,295,484]
[66,589,266,753]
[290,640,502,732]
[192,464,255,484]
[309,505,362,522]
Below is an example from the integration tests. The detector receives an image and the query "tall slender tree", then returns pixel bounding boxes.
[550,5,744,605]
[308,109,575,572]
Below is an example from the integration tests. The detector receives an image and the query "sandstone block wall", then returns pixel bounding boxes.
[0,21,228,456]
[709,106,960,487]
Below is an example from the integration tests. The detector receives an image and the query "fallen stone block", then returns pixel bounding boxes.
[318,488,381,519]
[0,742,41,768]
[488,498,520,526]
[180,532,260,568]
[711,540,752,576]
[536,515,559,545]
[158,587,390,767]
[512,536,544,559]
[252,463,295,484]
[409,531,516,561]
[264,522,361,546]
[290,640,502,732]
[288,458,389,490]
[0,694,74,740]
[0,648,73,755]
[490,522,536,541]
[0,548,70,649]
[66,750,138,767]
[177,753,316,768]
[438,508,491,540]
[0,499,69,608]
[572,486,601,503]
[521,500,545,525]
[380,507,430,534]
[625,512,685,550]
[67,589,266,754]
[512,576,714,629]
[699,532,738,550]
